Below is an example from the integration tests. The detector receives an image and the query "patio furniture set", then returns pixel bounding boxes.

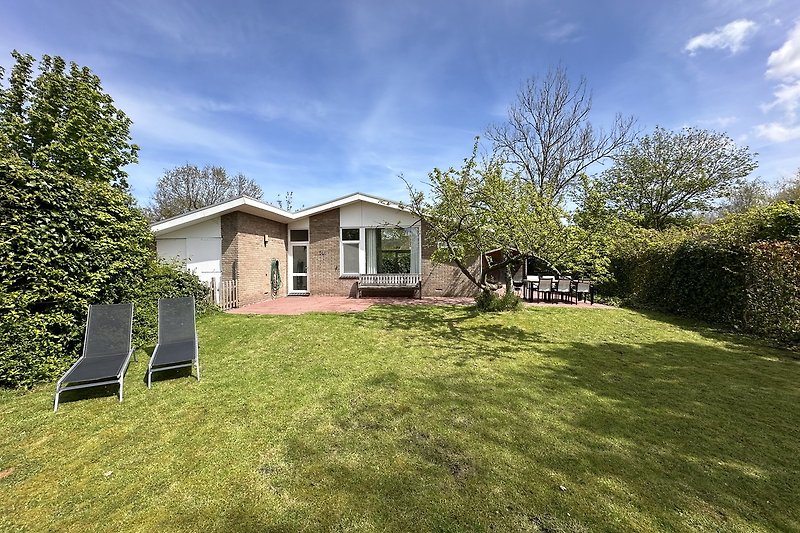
[517,276,594,304]
[53,297,200,412]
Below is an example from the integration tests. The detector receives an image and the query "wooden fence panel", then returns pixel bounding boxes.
[206,278,239,310]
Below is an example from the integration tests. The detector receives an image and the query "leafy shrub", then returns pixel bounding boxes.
[130,260,213,349]
[475,290,522,312]
[743,242,800,345]
[711,202,800,244]
[0,159,152,387]
[601,203,800,346]
[0,157,212,388]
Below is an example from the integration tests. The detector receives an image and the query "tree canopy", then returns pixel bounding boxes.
[775,169,800,203]
[487,65,635,205]
[601,126,758,230]
[0,52,207,388]
[0,51,138,188]
[717,178,771,216]
[403,142,615,299]
[145,163,264,221]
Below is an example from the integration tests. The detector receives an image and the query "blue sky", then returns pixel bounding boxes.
[2,0,799,208]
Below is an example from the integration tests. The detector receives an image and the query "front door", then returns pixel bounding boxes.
[290,244,308,293]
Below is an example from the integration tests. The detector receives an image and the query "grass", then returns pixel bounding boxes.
[1,304,799,532]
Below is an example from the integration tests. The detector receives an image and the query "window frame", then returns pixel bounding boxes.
[339,227,362,277]
[339,226,422,277]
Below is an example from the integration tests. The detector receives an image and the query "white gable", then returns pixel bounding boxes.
[339,201,418,227]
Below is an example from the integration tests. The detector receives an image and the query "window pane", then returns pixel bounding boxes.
[293,275,307,291]
[342,242,359,273]
[379,228,410,250]
[341,228,360,241]
[290,229,309,242]
[375,228,414,273]
[292,245,307,274]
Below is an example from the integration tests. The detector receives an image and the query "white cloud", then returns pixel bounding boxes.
[110,89,265,160]
[761,81,800,120]
[541,20,581,43]
[757,22,800,143]
[766,20,800,80]
[698,115,739,128]
[754,122,800,142]
[685,19,758,55]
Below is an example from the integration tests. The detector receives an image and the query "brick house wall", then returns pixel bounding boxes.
[307,211,476,298]
[218,206,477,301]
[420,222,480,297]
[308,208,359,297]
[221,212,288,305]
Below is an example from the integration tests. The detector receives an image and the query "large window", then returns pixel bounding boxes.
[341,227,420,276]
[367,228,411,273]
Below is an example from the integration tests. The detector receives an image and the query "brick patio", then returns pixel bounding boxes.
[227,295,609,315]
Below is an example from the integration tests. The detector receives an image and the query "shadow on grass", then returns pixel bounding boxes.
[53,351,149,410]
[621,306,799,355]
[415,339,798,529]
[55,347,195,409]
[141,366,195,386]
[53,383,123,409]
[255,334,800,531]
[353,304,544,363]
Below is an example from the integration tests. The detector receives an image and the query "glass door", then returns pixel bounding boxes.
[290,244,308,293]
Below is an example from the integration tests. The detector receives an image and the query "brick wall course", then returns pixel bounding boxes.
[309,208,358,296]
[221,212,288,305]
[420,222,479,297]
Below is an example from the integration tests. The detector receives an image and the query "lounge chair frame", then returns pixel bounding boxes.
[54,304,135,412]
[147,297,201,388]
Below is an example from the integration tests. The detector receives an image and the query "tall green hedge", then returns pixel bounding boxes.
[0,157,211,388]
[130,260,212,349]
[601,203,800,346]
[744,242,800,345]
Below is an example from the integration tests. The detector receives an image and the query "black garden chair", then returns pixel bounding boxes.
[147,297,200,388]
[54,303,135,412]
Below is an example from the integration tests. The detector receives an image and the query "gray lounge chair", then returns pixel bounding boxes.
[54,303,135,412]
[147,297,200,388]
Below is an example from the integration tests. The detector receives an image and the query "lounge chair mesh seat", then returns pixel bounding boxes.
[148,297,200,388]
[61,355,130,383]
[54,303,135,411]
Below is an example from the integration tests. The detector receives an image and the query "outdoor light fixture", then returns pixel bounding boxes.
[264,234,269,246]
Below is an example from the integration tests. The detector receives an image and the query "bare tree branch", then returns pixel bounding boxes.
[145,164,265,221]
[487,65,636,205]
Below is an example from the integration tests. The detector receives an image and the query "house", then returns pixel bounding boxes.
[150,193,478,305]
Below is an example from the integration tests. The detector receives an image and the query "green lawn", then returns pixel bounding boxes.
[1,305,798,532]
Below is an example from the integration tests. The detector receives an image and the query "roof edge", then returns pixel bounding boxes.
[150,192,411,235]
[150,195,294,234]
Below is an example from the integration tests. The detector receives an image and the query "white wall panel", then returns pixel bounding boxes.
[339,202,417,228]
[158,217,221,239]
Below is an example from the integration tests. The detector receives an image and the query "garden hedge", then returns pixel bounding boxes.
[0,157,211,388]
[600,203,800,346]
